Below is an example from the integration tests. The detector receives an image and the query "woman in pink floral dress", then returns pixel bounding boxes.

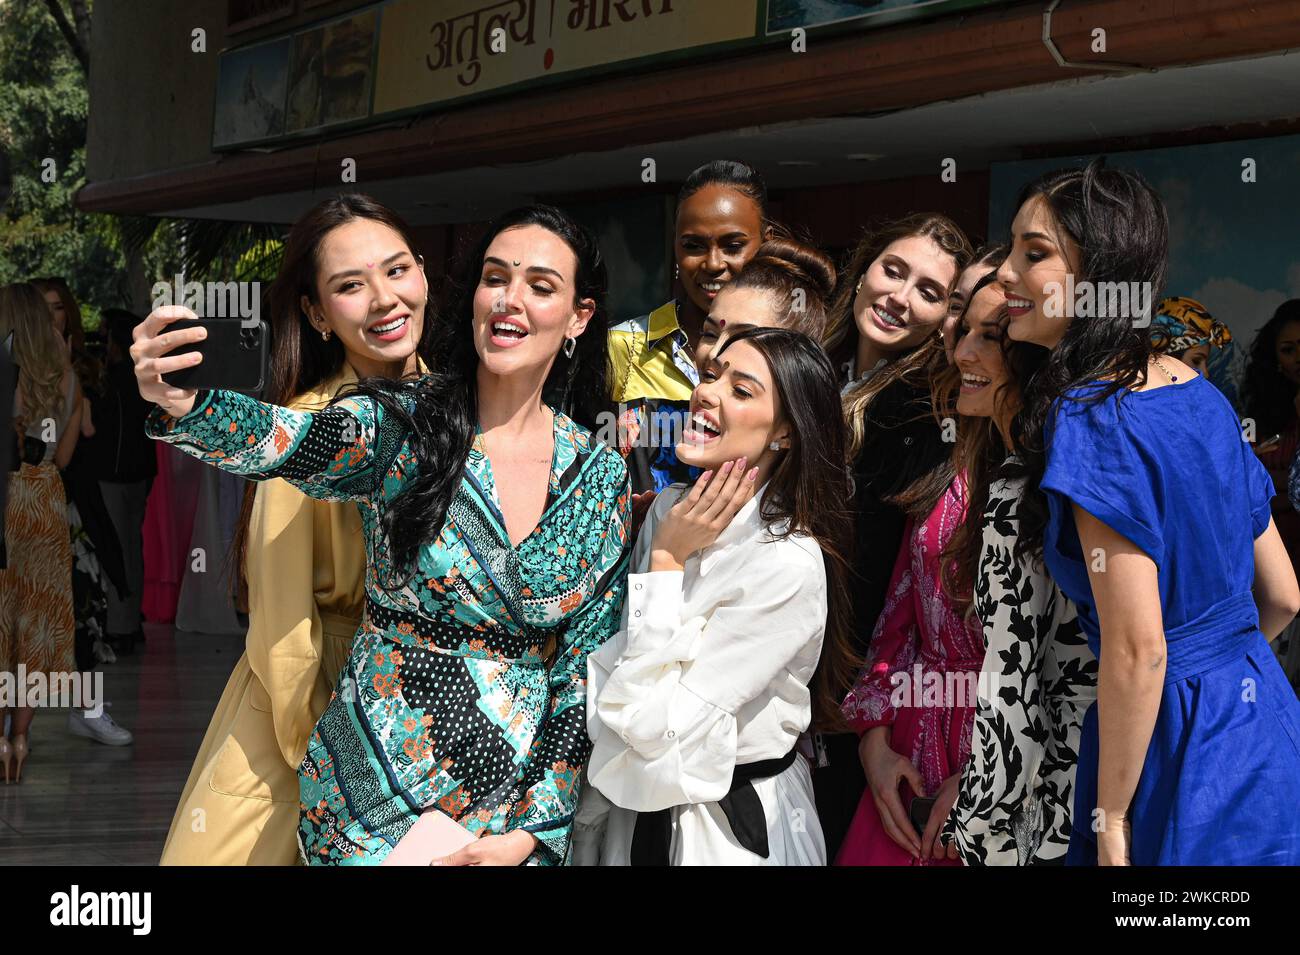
[837,477,983,866]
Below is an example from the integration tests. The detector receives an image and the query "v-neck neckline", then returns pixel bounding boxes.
[471,405,562,551]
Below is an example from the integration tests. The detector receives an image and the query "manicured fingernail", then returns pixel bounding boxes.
[747,468,758,481]
[720,461,733,473]
[737,456,747,469]
[701,470,713,481]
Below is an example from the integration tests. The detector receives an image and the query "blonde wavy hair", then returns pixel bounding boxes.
[822,213,972,458]
[0,282,70,428]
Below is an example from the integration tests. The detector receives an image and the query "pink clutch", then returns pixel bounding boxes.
[381,811,477,866]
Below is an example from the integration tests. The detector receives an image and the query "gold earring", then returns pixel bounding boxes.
[855,276,864,294]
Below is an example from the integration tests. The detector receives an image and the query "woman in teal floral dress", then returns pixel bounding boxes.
[135,206,631,865]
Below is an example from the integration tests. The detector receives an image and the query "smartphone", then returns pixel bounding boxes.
[909,795,936,836]
[160,318,268,393]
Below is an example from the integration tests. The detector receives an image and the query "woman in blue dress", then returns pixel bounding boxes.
[133,205,631,866]
[996,158,1300,865]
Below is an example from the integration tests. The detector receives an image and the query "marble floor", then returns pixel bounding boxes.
[0,623,243,865]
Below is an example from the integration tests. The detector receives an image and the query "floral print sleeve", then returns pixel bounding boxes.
[144,387,410,502]
[510,451,632,865]
[943,469,1097,865]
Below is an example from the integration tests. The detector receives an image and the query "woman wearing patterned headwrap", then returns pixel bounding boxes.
[1147,296,1232,377]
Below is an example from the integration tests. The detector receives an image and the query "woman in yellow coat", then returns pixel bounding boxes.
[160,195,430,864]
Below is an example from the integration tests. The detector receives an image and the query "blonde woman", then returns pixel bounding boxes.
[0,281,82,783]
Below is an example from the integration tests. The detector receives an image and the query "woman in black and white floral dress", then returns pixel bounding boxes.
[930,265,1098,865]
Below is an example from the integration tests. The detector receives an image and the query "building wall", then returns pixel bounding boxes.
[86,0,229,182]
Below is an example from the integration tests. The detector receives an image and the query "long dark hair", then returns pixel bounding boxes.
[230,193,432,608]
[344,204,611,577]
[714,326,858,732]
[1011,158,1168,560]
[931,251,1048,609]
[1242,299,1300,439]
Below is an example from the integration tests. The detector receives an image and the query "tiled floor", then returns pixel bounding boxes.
[0,623,242,865]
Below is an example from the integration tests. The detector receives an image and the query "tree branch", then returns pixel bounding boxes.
[42,0,89,74]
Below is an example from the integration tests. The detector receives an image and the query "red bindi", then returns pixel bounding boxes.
[718,319,726,327]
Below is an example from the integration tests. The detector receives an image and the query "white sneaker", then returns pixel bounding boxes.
[67,703,134,746]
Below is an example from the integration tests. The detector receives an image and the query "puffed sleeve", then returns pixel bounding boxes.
[585,493,827,813]
[145,388,408,503]
[944,479,1098,865]
[840,523,918,734]
[1040,390,1164,564]
[508,449,631,865]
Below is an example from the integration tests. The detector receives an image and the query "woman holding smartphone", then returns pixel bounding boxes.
[136,204,631,865]
[581,327,856,865]
[160,194,430,864]
[1001,159,1300,865]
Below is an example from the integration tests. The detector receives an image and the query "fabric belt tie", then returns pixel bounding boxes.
[1161,591,1259,685]
[629,749,798,865]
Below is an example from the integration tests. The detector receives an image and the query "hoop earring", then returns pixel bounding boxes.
[563,336,577,359]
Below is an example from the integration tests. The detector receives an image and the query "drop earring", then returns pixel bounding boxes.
[563,336,576,359]
[320,327,331,342]
[674,264,679,281]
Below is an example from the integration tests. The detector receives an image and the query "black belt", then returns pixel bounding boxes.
[629,749,799,865]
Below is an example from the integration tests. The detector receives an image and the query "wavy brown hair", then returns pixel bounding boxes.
[714,326,859,732]
[32,277,103,395]
[929,253,1047,610]
[0,281,69,426]
[826,213,972,459]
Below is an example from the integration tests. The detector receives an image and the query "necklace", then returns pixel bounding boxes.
[1151,353,1179,383]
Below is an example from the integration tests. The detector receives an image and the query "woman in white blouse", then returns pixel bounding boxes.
[577,327,858,865]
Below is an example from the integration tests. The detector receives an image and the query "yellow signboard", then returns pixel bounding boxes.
[374,0,759,114]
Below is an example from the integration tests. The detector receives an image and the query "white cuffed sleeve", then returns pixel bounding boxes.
[585,519,826,813]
